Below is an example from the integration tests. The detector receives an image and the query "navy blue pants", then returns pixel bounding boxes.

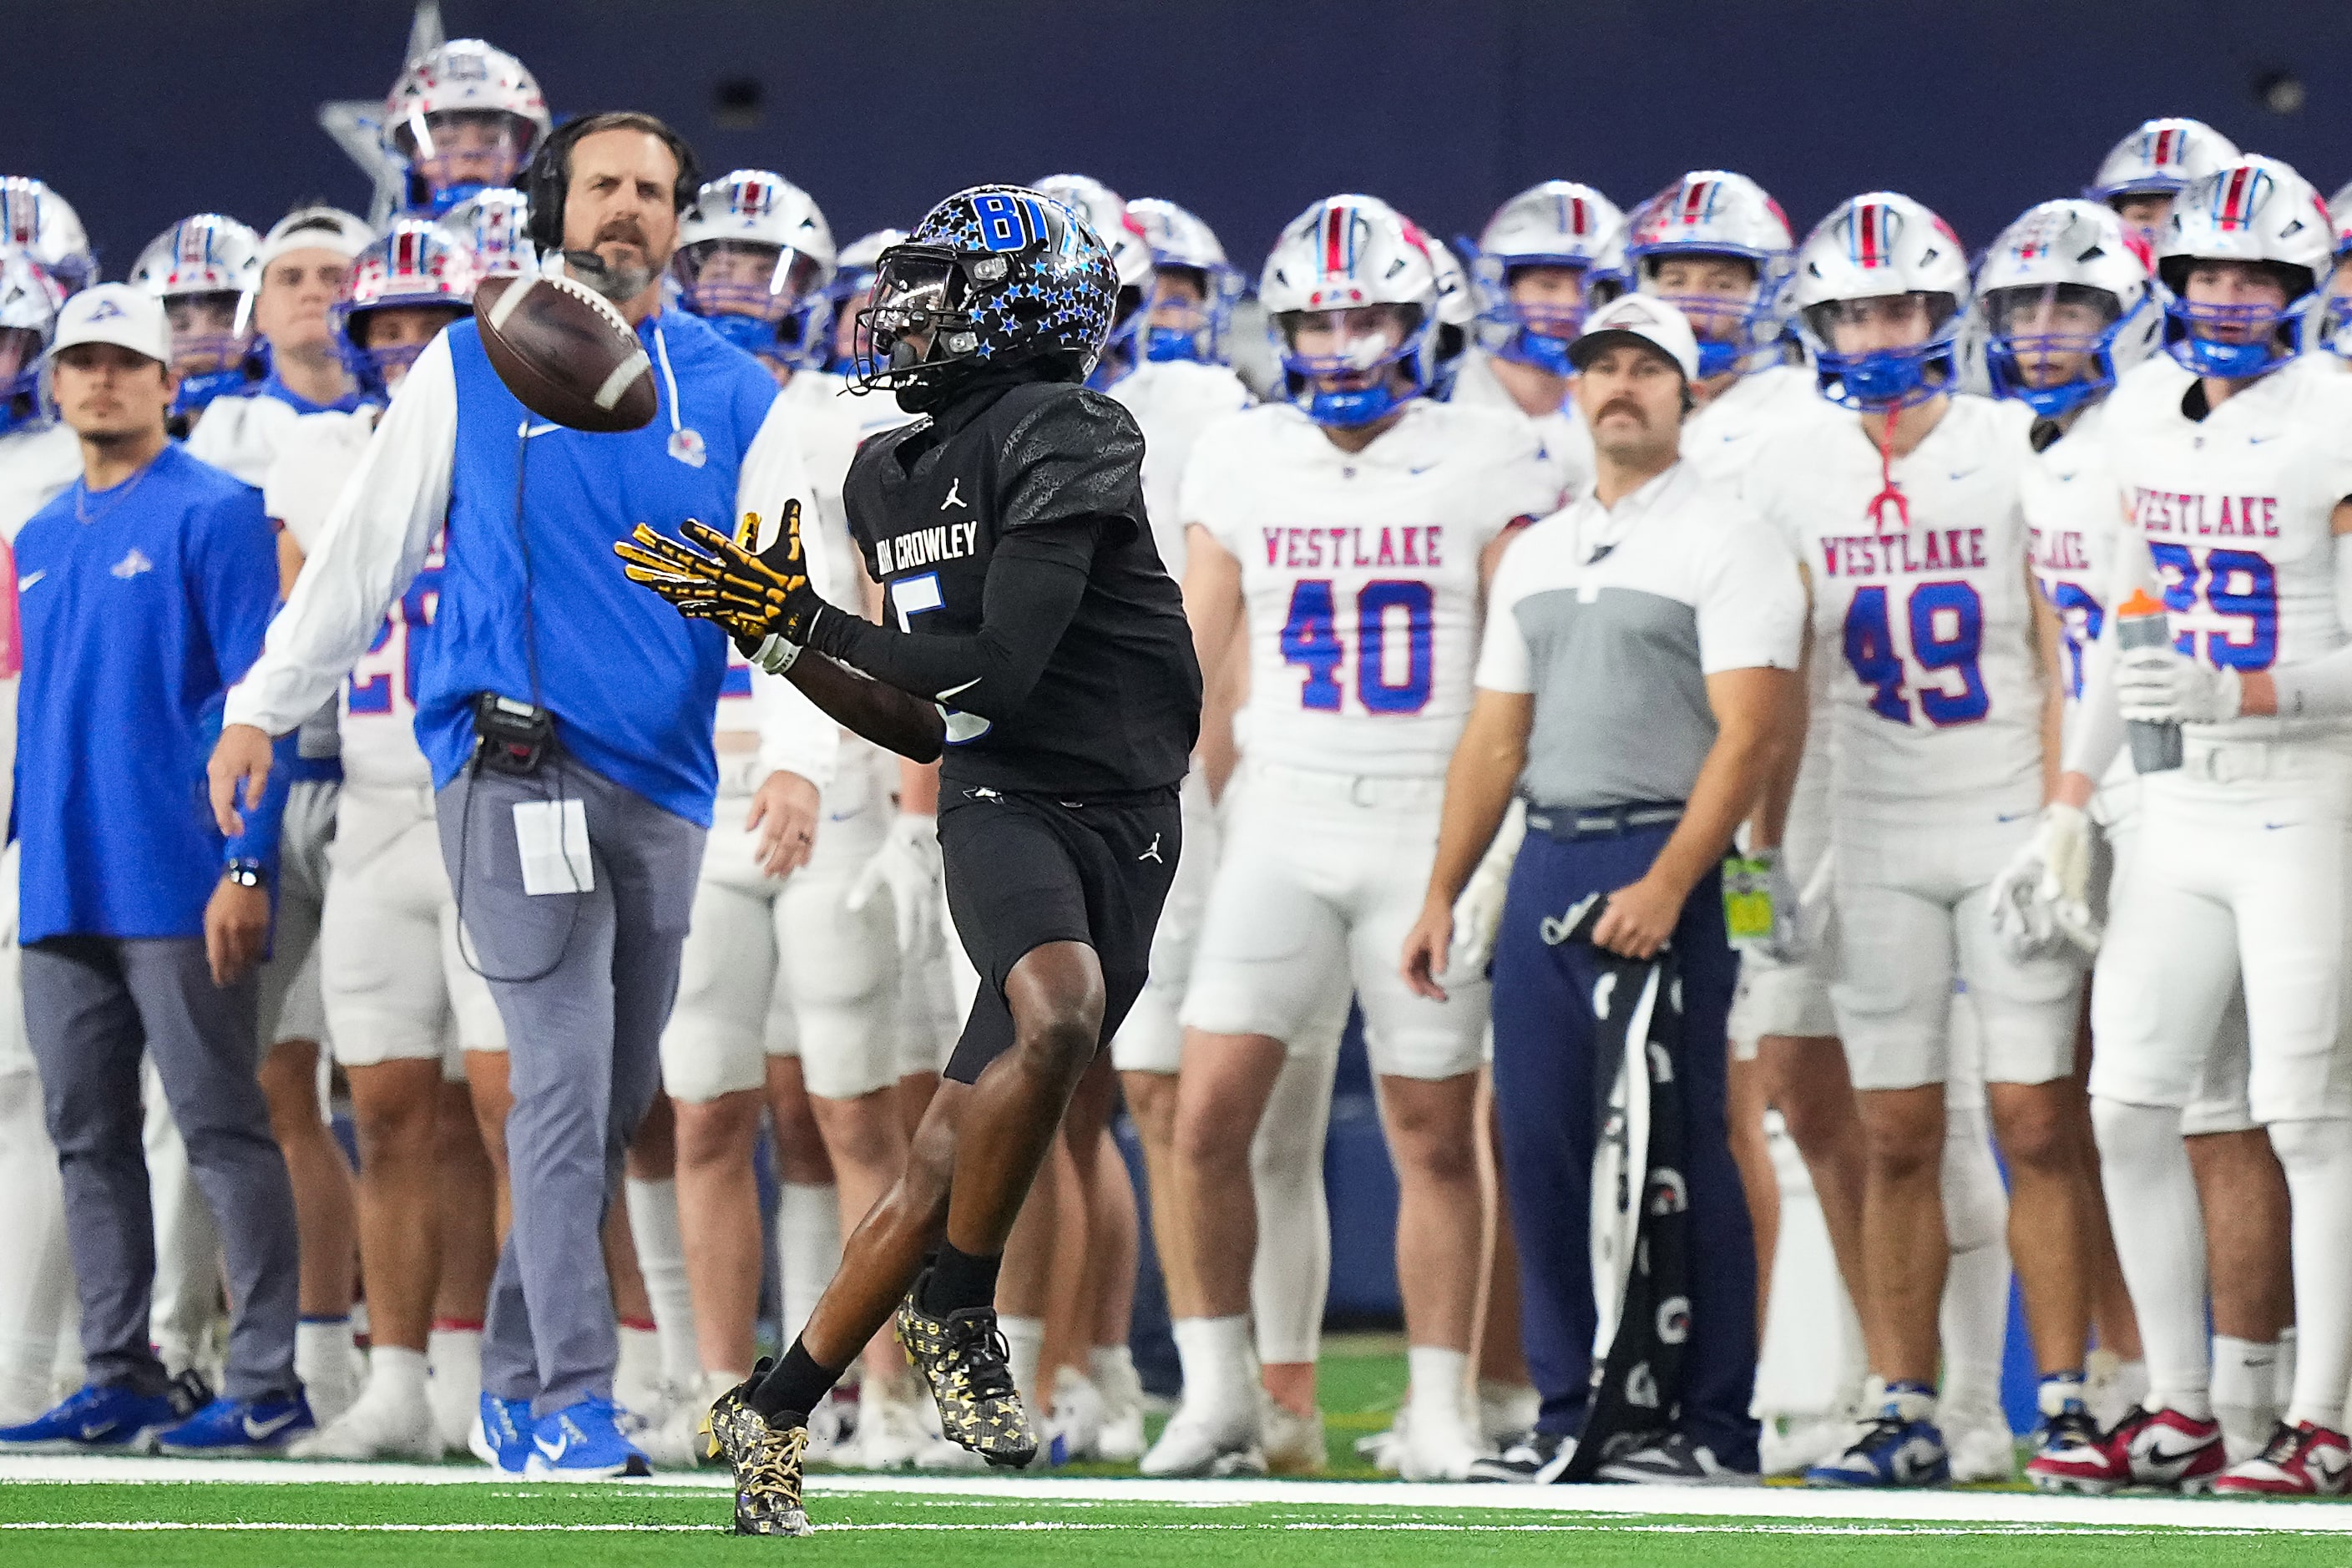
[1489,823,1759,1468]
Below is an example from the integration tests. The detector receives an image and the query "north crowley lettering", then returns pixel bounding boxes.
[1818,528,1988,579]
[2128,488,2280,539]
[883,520,982,574]
[1261,524,1446,571]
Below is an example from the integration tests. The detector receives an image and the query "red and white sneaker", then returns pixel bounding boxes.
[2026,1405,2225,1495]
[2213,1421,2352,1497]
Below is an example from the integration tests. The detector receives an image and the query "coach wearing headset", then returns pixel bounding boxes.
[207,112,839,1478]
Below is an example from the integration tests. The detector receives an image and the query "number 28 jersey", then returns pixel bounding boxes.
[1748,393,2041,808]
[1184,399,1560,779]
[2102,354,2352,745]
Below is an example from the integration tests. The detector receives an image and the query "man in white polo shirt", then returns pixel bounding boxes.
[1404,296,1805,1483]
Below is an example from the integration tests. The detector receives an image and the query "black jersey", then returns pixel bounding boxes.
[840,374,1201,796]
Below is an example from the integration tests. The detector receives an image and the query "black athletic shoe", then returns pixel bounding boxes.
[895,1277,1037,1468]
[1594,1432,1753,1485]
[702,1363,812,1538]
[1468,1428,1575,1483]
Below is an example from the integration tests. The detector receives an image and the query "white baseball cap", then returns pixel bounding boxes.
[48,283,172,366]
[259,205,375,268]
[1568,294,1701,382]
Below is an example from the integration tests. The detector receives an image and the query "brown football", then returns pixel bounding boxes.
[473,271,657,432]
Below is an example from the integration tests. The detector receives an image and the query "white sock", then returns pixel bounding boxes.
[776,1182,841,1347]
[2265,1119,2352,1431]
[2275,1328,2298,1414]
[426,1325,482,1447]
[1939,1101,2011,1416]
[296,1318,357,1387]
[616,1323,664,1406]
[1249,1048,1334,1368]
[2092,1097,2212,1419]
[366,1343,429,1405]
[1171,1315,1254,1425]
[998,1315,1044,1406]
[623,1177,699,1388]
[2212,1334,2282,1454]
[1090,1344,1140,1403]
[1406,1346,1470,1429]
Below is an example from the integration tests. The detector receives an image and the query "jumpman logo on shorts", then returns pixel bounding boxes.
[1138,833,1163,864]
[941,478,966,511]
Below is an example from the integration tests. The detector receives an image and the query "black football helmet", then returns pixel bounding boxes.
[852,185,1120,397]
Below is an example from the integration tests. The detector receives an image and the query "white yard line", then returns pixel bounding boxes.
[0,1454,2347,1534]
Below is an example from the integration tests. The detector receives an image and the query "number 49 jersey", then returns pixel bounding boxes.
[1748,393,2043,809]
[2103,354,2352,745]
[1185,399,1560,779]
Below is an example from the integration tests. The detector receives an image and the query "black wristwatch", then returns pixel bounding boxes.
[223,858,267,889]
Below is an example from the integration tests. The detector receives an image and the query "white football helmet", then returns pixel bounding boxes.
[675,171,837,370]
[823,228,908,373]
[2157,154,2332,378]
[1788,192,1971,408]
[1469,180,1624,374]
[1126,196,1241,365]
[386,38,551,215]
[442,189,537,277]
[2324,179,2352,358]
[1260,194,1443,427]
[335,218,477,392]
[132,214,265,412]
[0,176,94,292]
[1975,199,2158,417]
[0,250,64,435]
[1034,175,1153,376]
[1626,171,1793,378]
[2088,117,2242,201]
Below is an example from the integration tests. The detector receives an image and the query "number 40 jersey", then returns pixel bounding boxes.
[1748,393,2043,811]
[1183,399,1560,779]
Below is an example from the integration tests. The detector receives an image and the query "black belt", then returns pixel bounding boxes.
[1525,802,1686,843]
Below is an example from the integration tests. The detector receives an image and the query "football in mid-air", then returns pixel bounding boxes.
[473,271,656,432]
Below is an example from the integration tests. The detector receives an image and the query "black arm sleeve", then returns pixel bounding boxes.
[805,519,1098,721]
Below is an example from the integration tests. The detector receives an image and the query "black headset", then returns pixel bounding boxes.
[521,110,703,255]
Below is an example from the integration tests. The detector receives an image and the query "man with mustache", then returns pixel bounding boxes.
[1404,296,1803,1483]
[203,111,834,1479]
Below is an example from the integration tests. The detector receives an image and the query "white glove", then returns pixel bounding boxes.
[2117,644,2241,725]
[846,811,943,958]
[1751,847,1810,965]
[1444,802,1525,984]
[1988,802,2099,960]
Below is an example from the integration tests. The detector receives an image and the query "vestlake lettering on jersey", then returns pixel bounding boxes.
[880,519,982,574]
[1261,524,1446,570]
[1817,528,1988,579]
[2128,488,2281,539]
[2028,526,2090,574]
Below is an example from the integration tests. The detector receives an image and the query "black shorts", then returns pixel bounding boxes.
[938,781,1181,1085]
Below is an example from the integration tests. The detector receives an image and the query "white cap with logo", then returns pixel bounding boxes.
[1568,294,1701,382]
[48,283,172,366]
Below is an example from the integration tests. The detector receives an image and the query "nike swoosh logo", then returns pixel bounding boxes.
[535,1433,570,1459]
[935,677,981,701]
[17,571,43,591]
[518,422,561,439]
[1948,469,1978,482]
[1407,464,1436,476]
[78,1422,113,1440]
[241,1409,299,1441]
[1997,811,2031,822]
[2264,822,2293,831]
[2143,1434,2210,1467]
[2248,435,2279,446]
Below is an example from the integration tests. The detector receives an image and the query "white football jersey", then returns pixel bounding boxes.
[186,390,311,488]
[2103,353,2352,744]
[1748,393,2044,808]
[2019,396,2130,712]
[782,368,911,599]
[0,420,80,542]
[1186,399,1560,779]
[1109,357,1253,578]
[1682,364,1818,500]
[1449,346,1595,503]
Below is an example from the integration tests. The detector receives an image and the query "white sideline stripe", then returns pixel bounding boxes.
[1,1456,2348,1532]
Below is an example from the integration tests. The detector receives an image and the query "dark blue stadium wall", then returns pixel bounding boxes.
[5,0,2348,282]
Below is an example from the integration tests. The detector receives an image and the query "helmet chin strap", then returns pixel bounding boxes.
[1866,400,1909,533]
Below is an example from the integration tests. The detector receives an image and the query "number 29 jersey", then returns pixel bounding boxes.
[1748,392,2041,809]
[2102,353,2352,746]
[1183,399,1560,780]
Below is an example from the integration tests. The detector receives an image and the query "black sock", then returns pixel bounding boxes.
[749,1338,842,1424]
[921,1241,1003,1318]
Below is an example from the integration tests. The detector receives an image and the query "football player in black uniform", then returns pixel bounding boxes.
[619,185,1201,1533]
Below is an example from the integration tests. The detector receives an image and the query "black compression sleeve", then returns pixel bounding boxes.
[805,521,1097,720]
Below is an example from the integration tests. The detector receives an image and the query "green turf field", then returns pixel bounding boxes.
[1,1480,2342,1568]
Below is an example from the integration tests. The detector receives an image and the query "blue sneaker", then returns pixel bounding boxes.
[471,1392,535,1473]
[524,1398,650,1479]
[155,1391,315,1455]
[0,1383,183,1454]
[1806,1408,1950,1488]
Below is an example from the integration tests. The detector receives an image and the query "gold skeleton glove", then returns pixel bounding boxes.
[614,498,827,647]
